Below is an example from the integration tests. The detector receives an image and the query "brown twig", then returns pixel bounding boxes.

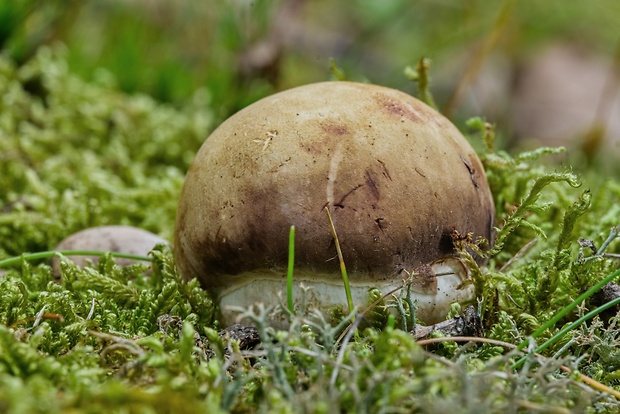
[412,305,483,340]
[9,312,65,329]
[219,323,260,350]
[499,238,537,272]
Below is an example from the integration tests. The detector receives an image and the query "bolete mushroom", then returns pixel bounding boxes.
[175,81,494,327]
[52,225,167,277]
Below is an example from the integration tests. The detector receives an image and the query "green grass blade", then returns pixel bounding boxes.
[516,268,620,352]
[0,250,154,268]
[513,294,620,369]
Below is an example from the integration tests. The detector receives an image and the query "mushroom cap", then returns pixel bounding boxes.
[52,225,167,276]
[175,81,494,325]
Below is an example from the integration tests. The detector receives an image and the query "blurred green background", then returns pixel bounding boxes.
[2,0,620,164]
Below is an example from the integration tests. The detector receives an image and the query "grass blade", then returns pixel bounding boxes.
[287,225,295,314]
[324,207,354,314]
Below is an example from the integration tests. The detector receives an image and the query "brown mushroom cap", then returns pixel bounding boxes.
[52,225,167,276]
[175,81,494,325]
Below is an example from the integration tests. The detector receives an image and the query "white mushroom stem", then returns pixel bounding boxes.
[217,257,472,327]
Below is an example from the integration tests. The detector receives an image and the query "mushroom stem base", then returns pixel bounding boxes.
[215,258,474,327]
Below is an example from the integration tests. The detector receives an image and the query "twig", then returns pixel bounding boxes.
[500,238,537,272]
[412,306,483,340]
[218,324,260,350]
[580,226,620,263]
[597,226,619,256]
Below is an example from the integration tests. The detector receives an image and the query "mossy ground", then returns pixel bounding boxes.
[2,5,620,412]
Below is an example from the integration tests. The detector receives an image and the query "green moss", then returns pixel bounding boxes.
[2,47,620,413]
[0,46,212,257]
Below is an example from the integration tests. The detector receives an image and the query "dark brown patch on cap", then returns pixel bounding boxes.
[300,121,350,155]
[377,159,392,181]
[321,121,349,137]
[373,92,421,123]
[334,184,364,209]
[365,170,380,202]
[461,156,479,189]
[191,189,290,286]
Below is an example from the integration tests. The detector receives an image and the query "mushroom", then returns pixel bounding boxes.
[174,81,495,327]
[52,225,167,276]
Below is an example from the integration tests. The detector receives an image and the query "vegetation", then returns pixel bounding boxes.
[1,1,620,412]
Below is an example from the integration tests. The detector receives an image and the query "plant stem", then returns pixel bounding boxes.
[0,250,154,268]
[516,268,620,352]
[324,207,354,314]
[513,294,620,369]
[287,226,295,314]
[596,226,619,256]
